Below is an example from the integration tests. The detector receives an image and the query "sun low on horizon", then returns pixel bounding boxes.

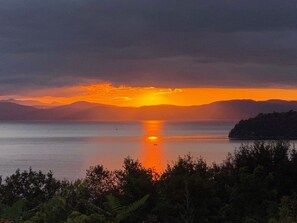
[2,83,297,107]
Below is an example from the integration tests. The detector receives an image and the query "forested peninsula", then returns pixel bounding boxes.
[229,111,297,139]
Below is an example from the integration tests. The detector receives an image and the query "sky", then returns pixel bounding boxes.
[1,0,297,106]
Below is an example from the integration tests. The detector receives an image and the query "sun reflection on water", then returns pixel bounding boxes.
[141,120,164,173]
[148,136,158,141]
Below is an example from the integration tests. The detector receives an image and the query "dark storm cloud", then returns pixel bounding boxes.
[1,0,297,92]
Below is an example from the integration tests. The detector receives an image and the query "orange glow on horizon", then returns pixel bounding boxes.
[3,83,297,107]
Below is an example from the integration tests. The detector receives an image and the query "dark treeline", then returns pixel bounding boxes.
[229,111,297,139]
[1,141,297,222]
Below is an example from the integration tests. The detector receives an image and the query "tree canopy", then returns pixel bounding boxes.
[1,141,297,222]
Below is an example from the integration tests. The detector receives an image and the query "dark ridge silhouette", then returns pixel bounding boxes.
[1,99,297,121]
[229,110,297,139]
[0,102,40,120]
[0,98,61,108]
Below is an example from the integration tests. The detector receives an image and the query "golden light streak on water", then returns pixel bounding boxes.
[141,120,164,172]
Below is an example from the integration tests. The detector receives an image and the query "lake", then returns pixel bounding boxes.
[0,121,243,180]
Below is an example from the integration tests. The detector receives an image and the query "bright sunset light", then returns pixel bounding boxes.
[147,136,158,141]
[2,83,297,107]
[2,0,297,221]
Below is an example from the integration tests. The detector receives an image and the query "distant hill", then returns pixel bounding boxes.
[0,102,40,120]
[0,98,61,108]
[229,111,297,139]
[1,99,297,121]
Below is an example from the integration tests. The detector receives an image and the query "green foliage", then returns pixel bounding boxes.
[66,211,105,223]
[115,158,156,200]
[178,183,196,223]
[26,195,68,223]
[85,165,116,202]
[104,194,149,223]
[0,168,61,208]
[157,155,219,222]
[269,195,297,223]
[1,142,297,222]
[0,200,25,222]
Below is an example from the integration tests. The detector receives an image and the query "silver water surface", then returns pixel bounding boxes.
[0,121,243,180]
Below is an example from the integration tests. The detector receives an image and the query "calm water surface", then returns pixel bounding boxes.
[0,121,244,180]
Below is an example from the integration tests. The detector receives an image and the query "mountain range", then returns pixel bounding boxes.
[1,99,297,121]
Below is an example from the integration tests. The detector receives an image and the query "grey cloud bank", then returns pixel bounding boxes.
[1,0,297,93]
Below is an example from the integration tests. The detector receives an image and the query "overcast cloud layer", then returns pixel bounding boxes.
[1,0,297,93]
